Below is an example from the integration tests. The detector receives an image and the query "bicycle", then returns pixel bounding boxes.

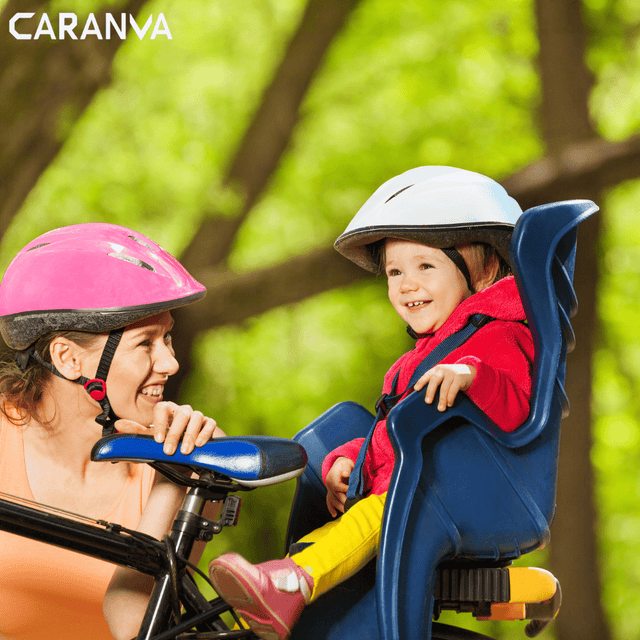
[0,434,306,640]
[0,428,559,640]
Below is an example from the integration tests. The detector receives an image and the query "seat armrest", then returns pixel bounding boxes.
[292,401,375,481]
[386,390,507,454]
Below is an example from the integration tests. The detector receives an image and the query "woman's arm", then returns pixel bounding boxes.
[104,403,225,640]
[104,473,189,640]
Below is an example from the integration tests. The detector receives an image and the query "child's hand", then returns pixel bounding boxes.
[413,364,477,412]
[325,457,354,517]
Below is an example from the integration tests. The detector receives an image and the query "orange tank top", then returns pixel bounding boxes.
[0,415,156,640]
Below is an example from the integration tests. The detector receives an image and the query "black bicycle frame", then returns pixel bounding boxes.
[0,478,511,640]
[0,480,246,640]
[0,493,163,574]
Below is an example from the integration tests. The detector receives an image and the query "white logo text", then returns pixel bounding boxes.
[9,13,172,40]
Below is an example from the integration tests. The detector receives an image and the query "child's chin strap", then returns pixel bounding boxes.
[441,247,475,294]
[16,328,125,437]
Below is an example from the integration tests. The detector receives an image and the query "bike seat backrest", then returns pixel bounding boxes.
[504,199,597,447]
[420,199,599,450]
[91,434,307,487]
[373,199,599,640]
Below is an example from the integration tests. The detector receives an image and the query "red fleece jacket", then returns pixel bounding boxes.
[321,276,534,496]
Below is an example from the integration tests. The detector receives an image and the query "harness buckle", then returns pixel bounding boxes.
[469,314,492,328]
[375,393,390,418]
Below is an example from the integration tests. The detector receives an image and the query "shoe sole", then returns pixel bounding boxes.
[210,557,292,640]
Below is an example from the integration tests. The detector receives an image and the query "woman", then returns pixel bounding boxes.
[0,223,224,640]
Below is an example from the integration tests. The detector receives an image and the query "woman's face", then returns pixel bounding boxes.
[87,311,179,426]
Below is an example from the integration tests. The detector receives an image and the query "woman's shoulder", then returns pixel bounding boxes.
[0,401,27,426]
[127,460,156,492]
[102,463,156,526]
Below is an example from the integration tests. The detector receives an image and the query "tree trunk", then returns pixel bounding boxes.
[535,0,612,638]
[180,0,364,273]
[0,0,147,240]
[167,0,364,397]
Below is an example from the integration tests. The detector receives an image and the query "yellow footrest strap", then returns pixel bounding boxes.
[479,567,561,638]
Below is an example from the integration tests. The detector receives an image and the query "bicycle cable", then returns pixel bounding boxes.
[118,527,216,590]
[164,535,183,625]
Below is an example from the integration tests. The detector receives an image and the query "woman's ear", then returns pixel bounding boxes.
[474,253,500,292]
[48,337,85,381]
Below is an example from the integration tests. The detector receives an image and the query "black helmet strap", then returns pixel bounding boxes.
[441,247,475,294]
[87,328,124,436]
[16,327,125,437]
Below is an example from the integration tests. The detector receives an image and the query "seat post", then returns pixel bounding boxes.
[136,478,226,640]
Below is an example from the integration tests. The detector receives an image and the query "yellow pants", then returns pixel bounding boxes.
[290,493,387,602]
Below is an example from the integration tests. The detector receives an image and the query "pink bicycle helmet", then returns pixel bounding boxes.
[0,223,206,433]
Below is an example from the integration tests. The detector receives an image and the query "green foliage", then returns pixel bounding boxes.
[3,0,640,638]
[585,0,640,138]
[592,179,640,639]
[0,0,305,266]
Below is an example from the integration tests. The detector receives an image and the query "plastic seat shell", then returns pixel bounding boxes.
[285,199,598,640]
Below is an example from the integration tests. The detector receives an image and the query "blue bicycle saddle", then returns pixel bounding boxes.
[91,434,307,487]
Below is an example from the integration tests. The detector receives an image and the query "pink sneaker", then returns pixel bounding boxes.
[209,553,313,640]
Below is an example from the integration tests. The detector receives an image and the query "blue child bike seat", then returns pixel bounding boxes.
[285,199,598,640]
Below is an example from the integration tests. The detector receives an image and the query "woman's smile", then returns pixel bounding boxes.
[138,383,166,403]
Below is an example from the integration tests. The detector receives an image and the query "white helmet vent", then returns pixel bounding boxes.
[128,235,155,251]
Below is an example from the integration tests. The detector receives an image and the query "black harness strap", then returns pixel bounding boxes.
[441,247,475,294]
[346,313,494,501]
[88,328,124,436]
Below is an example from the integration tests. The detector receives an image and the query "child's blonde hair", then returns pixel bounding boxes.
[456,243,511,292]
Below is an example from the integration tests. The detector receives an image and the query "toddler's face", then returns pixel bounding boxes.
[384,239,472,334]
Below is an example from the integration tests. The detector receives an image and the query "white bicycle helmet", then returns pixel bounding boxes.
[334,166,523,274]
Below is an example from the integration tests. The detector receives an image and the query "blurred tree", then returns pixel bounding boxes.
[0,0,147,235]
[532,1,611,640]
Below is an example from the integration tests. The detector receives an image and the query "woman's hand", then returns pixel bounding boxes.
[325,457,354,517]
[115,401,224,455]
[104,404,224,640]
[413,364,476,411]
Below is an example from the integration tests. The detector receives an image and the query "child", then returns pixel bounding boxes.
[209,166,534,640]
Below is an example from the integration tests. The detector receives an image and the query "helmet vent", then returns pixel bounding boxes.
[108,252,156,272]
[385,184,414,203]
[128,235,155,250]
[26,243,51,251]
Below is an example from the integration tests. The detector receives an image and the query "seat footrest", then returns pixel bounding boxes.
[434,567,510,617]
[434,566,561,638]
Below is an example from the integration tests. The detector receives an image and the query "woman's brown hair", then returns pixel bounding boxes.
[0,331,103,425]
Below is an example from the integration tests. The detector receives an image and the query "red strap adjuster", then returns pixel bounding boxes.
[84,378,107,401]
